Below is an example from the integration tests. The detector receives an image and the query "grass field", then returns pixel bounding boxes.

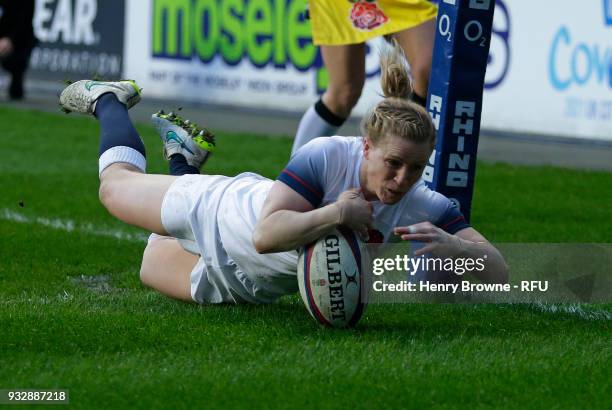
[0,106,610,409]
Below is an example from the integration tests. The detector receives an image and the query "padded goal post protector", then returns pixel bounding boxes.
[424,0,495,222]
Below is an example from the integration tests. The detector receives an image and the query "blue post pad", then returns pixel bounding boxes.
[424,0,495,222]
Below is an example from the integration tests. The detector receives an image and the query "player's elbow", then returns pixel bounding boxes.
[252,227,272,254]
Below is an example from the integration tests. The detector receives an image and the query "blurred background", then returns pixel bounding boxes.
[1,0,611,170]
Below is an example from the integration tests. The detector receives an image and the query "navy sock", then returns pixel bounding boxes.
[169,154,199,176]
[94,93,145,157]
[314,99,346,127]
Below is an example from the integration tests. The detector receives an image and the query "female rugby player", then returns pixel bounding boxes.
[293,0,438,153]
[58,45,507,305]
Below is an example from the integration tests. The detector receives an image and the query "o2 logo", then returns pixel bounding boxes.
[438,0,491,48]
[485,0,510,89]
[352,0,513,93]
[433,0,511,89]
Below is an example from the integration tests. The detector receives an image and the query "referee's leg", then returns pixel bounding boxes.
[320,43,366,119]
[393,18,436,106]
[292,44,366,154]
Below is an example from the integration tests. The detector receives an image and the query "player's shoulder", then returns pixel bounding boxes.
[296,136,362,157]
[407,179,439,201]
[280,136,362,207]
[402,179,454,215]
[402,180,469,232]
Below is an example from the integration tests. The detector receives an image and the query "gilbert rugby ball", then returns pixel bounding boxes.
[297,227,367,328]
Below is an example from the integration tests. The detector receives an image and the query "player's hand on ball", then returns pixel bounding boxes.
[335,188,373,240]
[394,222,462,257]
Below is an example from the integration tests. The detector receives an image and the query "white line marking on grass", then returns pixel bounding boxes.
[531,303,611,321]
[1,208,148,243]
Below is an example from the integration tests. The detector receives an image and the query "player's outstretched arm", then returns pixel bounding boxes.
[252,183,372,254]
[394,222,508,283]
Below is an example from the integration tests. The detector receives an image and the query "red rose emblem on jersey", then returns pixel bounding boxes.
[349,1,389,31]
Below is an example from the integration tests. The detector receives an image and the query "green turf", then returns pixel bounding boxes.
[0,106,609,409]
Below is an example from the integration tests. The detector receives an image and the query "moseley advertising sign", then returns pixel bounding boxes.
[122,0,612,141]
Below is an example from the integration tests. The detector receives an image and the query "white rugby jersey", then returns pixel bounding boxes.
[277,136,469,243]
[218,136,469,300]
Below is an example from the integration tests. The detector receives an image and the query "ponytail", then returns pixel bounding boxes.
[379,39,412,100]
[360,41,435,148]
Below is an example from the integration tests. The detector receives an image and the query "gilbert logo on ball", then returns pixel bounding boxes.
[297,227,368,328]
[349,0,389,31]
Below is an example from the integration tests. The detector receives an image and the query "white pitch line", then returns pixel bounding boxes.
[531,302,611,321]
[1,208,148,243]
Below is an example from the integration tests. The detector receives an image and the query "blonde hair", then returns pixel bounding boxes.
[361,41,436,148]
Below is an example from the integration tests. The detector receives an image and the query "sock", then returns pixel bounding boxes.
[292,98,346,155]
[410,92,427,108]
[169,154,199,176]
[94,93,146,176]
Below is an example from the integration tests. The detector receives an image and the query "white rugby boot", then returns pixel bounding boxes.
[59,79,142,115]
[151,111,216,169]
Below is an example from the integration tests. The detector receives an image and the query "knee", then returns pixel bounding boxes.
[139,244,156,288]
[325,85,363,118]
[98,176,127,215]
[98,178,116,211]
[139,265,153,287]
[98,166,130,211]
[337,86,363,110]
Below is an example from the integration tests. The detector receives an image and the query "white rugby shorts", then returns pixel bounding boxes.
[160,172,298,304]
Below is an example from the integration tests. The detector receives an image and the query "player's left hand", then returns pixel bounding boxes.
[394,222,462,257]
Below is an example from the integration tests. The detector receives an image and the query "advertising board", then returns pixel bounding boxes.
[122,0,611,141]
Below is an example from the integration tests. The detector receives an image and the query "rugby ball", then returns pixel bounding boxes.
[297,227,367,328]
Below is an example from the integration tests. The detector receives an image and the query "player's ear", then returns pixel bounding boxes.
[363,136,373,159]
